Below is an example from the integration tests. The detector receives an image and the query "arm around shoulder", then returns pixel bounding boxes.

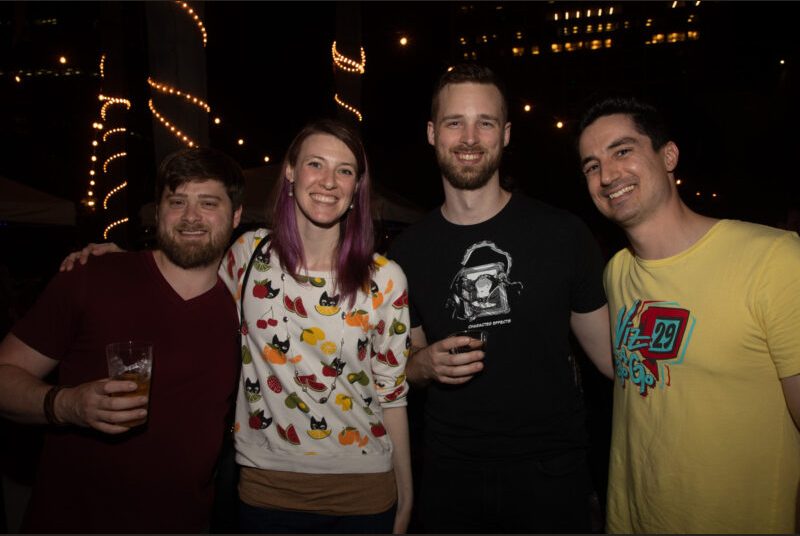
[570,304,614,379]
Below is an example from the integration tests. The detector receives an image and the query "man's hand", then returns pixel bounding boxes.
[59,242,123,272]
[57,378,148,434]
[407,330,484,385]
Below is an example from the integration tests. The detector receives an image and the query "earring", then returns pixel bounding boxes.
[349,202,354,209]
[288,181,294,197]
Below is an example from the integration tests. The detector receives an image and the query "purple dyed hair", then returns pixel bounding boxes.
[270,119,374,306]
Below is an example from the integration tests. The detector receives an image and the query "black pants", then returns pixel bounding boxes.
[419,449,592,534]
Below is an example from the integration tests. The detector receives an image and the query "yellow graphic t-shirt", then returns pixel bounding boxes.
[605,220,800,533]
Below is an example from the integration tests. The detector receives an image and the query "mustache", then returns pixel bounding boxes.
[453,144,485,152]
[174,224,209,232]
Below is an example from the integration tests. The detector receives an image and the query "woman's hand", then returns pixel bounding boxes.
[60,242,124,272]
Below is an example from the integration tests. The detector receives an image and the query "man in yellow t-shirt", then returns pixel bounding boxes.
[577,96,800,533]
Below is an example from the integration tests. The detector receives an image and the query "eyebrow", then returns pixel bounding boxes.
[305,154,356,167]
[440,113,501,122]
[580,136,639,167]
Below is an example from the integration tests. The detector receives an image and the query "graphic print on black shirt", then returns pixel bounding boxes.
[445,239,523,322]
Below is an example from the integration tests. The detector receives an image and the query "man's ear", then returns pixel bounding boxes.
[663,141,679,173]
[427,121,435,147]
[232,206,242,229]
[503,121,511,148]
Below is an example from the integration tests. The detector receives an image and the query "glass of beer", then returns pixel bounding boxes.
[448,330,487,354]
[105,341,153,427]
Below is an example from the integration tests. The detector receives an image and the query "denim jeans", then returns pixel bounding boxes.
[238,500,396,534]
[419,449,593,533]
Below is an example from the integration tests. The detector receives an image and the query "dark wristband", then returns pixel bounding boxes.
[43,384,69,426]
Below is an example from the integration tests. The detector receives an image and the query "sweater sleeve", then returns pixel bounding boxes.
[368,256,410,408]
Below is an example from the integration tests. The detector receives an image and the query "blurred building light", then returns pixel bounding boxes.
[531,45,540,55]
[672,1,678,8]
[399,36,408,46]
[214,117,221,124]
[14,75,21,83]
[556,121,564,129]
[780,59,786,65]
[237,138,245,145]
[511,46,525,56]
[523,104,532,112]
[609,7,614,15]
[712,193,717,198]
[59,56,67,64]
[263,156,270,163]
[554,13,559,21]
[676,179,682,185]
[695,191,701,197]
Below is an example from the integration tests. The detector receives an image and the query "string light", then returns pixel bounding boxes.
[99,54,105,78]
[104,217,129,240]
[104,181,128,209]
[102,127,126,142]
[332,41,365,122]
[331,41,366,73]
[176,1,207,47]
[103,152,127,174]
[334,94,363,122]
[147,77,211,112]
[99,95,132,120]
[148,99,197,147]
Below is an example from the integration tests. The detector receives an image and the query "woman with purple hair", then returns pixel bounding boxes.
[220,119,412,533]
[58,119,412,533]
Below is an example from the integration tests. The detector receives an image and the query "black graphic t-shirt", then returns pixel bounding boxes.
[389,194,606,460]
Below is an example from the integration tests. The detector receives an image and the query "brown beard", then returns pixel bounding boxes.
[437,145,502,191]
[156,222,231,269]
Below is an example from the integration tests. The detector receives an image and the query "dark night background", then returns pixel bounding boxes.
[0,1,798,532]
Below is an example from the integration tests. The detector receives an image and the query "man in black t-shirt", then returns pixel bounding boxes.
[389,63,613,533]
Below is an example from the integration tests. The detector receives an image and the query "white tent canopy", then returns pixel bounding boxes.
[0,175,76,226]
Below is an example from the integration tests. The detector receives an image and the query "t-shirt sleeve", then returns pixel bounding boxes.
[755,232,800,378]
[569,216,607,313]
[12,266,87,362]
